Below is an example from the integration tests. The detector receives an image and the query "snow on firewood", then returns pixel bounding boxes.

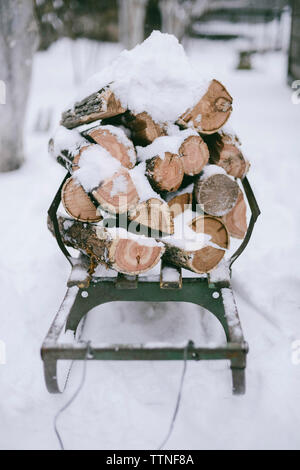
[129,162,163,202]
[75,31,209,125]
[200,164,227,179]
[83,124,137,169]
[136,129,198,162]
[162,209,226,252]
[73,144,121,192]
[99,225,164,248]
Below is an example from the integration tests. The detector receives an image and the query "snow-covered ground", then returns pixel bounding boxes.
[0,36,300,450]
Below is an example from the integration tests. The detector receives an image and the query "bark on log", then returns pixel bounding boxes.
[61,87,126,129]
[48,215,164,275]
[222,189,247,239]
[207,131,250,179]
[146,152,184,193]
[163,215,229,274]
[83,124,136,169]
[179,135,209,176]
[92,168,140,214]
[168,192,193,218]
[124,111,166,145]
[61,177,102,223]
[194,171,239,216]
[178,79,233,134]
[128,198,174,235]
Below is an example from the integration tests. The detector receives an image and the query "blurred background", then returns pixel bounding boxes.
[0,0,300,450]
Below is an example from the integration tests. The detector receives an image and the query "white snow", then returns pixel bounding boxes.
[162,209,227,252]
[73,144,121,192]
[161,266,181,283]
[209,259,231,284]
[97,225,164,249]
[129,162,163,202]
[136,128,198,162]
[76,31,209,124]
[200,164,227,179]
[110,173,128,198]
[1,35,300,451]
[51,125,86,157]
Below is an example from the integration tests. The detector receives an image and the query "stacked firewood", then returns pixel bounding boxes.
[49,78,249,276]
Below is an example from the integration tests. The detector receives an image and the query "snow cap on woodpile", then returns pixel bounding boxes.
[76,31,209,125]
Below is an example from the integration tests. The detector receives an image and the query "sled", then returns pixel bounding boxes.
[41,174,260,395]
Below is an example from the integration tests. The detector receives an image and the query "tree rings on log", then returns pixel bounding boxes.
[108,238,164,275]
[92,169,139,214]
[168,192,193,218]
[178,80,233,134]
[222,189,247,239]
[179,135,209,176]
[194,173,239,216]
[146,152,184,193]
[163,215,229,274]
[83,125,136,169]
[61,177,102,223]
[128,198,174,236]
[124,111,166,145]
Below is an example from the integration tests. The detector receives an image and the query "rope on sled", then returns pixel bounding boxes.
[53,340,190,450]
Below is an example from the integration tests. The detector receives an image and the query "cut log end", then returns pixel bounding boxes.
[189,215,229,273]
[124,112,166,145]
[62,177,102,223]
[84,126,136,169]
[162,215,229,274]
[146,152,184,193]
[128,198,174,235]
[179,135,209,176]
[109,238,164,275]
[92,169,139,214]
[194,173,239,217]
[217,142,249,179]
[223,189,247,239]
[168,192,193,218]
[179,79,233,134]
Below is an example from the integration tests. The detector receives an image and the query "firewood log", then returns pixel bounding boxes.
[146,152,184,193]
[179,134,209,176]
[222,189,247,239]
[206,131,250,179]
[167,192,193,218]
[128,198,174,236]
[61,177,102,223]
[124,111,166,145]
[48,127,89,172]
[61,87,126,129]
[162,215,229,274]
[48,215,165,275]
[82,124,136,169]
[178,79,232,134]
[90,169,140,215]
[194,167,239,216]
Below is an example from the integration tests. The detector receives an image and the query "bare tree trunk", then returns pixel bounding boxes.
[0,0,38,172]
[159,0,191,41]
[118,0,147,49]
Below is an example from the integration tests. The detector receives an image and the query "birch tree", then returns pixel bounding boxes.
[0,0,38,172]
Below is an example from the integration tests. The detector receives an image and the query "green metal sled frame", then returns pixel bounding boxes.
[41,176,260,395]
